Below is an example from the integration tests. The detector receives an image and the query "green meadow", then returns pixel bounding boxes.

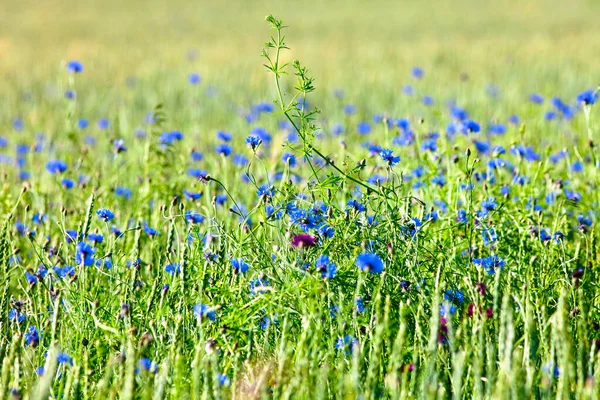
[1,1,600,398]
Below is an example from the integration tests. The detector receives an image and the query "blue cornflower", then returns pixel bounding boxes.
[64,90,76,99]
[183,190,202,201]
[88,233,104,243]
[96,208,114,222]
[357,121,372,135]
[368,143,383,155]
[315,254,337,279]
[97,119,110,129]
[423,95,434,106]
[446,122,457,136]
[233,154,249,166]
[431,175,446,187]
[577,90,598,105]
[554,231,564,243]
[411,66,424,78]
[355,253,384,274]
[571,161,584,172]
[77,119,88,129]
[335,335,358,355]
[331,123,344,135]
[564,189,582,202]
[231,258,249,274]
[61,179,74,189]
[545,111,557,121]
[355,297,365,313]
[13,118,23,131]
[218,374,231,387]
[250,278,270,295]
[25,271,38,285]
[188,73,201,85]
[380,149,400,166]
[457,209,468,223]
[138,358,158,374]
[425,210,439,222]
[159,131,184,145]
[551,97,574,119]
[57,352,73,365]
[187,168,209,180]
[257,184,275,199]
[185,211,205,224]
[397,118,410,131]
[251,126,272,143]
[550,150,567,163]
[54,265,75,277]
[347,199,366,212]
[481,227,497,247]
[577,213,593,227]
[488,124,506,135]
[75,242,95,266]
[462,119,481,133]
[440,303,457,317]
[443,289,465,304]
[282,153,296,166]
[115,186,132,200]
[473,255,505,275]
[539,228,552,242]
[343,104,356,115]
[144,224,158,237]
[265,204,283,220]
[479,197,497,217]
[25,326,39,347]
[46,159,67,174]
[512,175,529,185]
[165,263,181,275]
[8,309,26,323]
[215,143,232,156]
[451,106,468,121]
[66,60,84,73]
[97,258,113,269]
[65,229,79,243]
[190,150,203,161]
[401,217,422,238]
[318,224,335,238]
[529,93,544,104]
[421,139,438,152]
[111,225,123,237]
[217,131,232,141]
[193,304,216,321]
[511,145,540,162]
[471,141,489,155]
[113,139,127,153]
[246,135,262,150]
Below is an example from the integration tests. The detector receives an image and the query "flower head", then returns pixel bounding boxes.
[231,258,249,274]
[246,135,262,150]
[355,252,384,273]
[193,304,216,321]
[96,208,115,222]
[66,60,84,73]
[46,159,67,174]
[291,234,317,248]
[380,149,400,166]
[577,90,598,105]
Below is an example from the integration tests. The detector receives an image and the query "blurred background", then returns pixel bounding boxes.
[1,0,599,88]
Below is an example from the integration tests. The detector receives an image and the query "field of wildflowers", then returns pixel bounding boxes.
[1,1,600,398]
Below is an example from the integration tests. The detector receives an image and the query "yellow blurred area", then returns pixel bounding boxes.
[1,0,599,83]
